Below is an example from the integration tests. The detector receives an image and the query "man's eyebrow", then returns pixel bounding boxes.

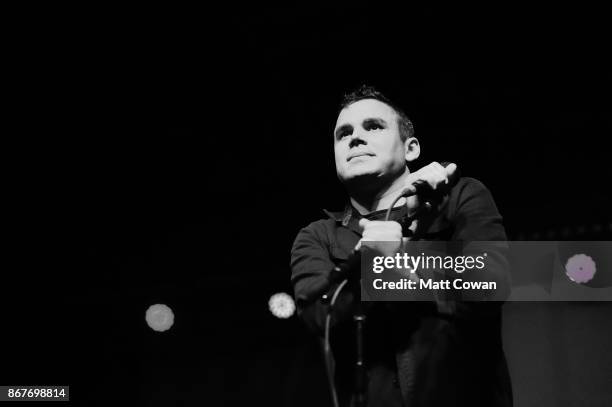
[362,117,388,127]
[334,123,353,138]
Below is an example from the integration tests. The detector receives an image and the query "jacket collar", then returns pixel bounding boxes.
[323,199,452,239]
[323,203,353,227]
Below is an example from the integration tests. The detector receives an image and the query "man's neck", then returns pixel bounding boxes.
[349,170,417,215]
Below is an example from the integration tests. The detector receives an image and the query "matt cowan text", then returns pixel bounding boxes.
[372,278,497,290]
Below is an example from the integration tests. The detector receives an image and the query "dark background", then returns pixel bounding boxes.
[4,4,612,406]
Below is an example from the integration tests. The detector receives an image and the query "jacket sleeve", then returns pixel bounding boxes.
[290,223,358,335]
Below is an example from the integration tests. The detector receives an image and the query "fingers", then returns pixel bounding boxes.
[444,162,457,180]
[360,220,402,241]
[358,218,370,229]
[357,219,401,252]
[413,161,458,190]
[357,220,404,257]
[428,161,448,189]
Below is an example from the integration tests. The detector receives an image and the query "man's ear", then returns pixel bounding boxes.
[404,137,420,163]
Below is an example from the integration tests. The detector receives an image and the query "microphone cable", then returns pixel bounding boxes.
[323,278,348,407]
[385,180,433,222]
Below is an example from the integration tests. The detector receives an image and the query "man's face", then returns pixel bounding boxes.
[334,99,408,185]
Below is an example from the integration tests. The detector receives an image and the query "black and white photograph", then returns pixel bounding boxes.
[3,4,611,406]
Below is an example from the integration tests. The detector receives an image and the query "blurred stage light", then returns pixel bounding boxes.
[145,303,175,332]
[565,253,597,284]
[268,293,295,319]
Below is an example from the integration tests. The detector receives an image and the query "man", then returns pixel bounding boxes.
[290,85,513,406]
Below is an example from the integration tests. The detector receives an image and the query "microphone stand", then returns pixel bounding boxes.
[326,186,444,407]
[353,304,367,407]
[353,189,436,407]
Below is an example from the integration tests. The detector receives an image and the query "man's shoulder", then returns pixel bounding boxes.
[453,176,490,193]
[297,212,339,235]
[290,214,339,254]
[448,177,493,204]
[292,207,354,247]
[445,176,502,221]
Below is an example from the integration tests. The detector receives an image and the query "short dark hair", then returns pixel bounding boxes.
[339,85,415,141]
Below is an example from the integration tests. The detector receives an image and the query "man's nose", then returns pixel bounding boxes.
[348,130,366,148]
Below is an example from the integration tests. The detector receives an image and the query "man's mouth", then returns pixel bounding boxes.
[347,153,374,162]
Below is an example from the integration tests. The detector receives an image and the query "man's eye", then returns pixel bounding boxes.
[365,123,383,131]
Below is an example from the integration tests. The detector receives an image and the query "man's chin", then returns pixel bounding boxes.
[339,169,382,186]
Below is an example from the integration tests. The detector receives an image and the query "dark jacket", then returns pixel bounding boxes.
[290,177,513,407]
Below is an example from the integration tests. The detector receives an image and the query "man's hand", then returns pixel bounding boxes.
[403,161,458,196]
[356,219,420,283]
[355,218,402,257]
